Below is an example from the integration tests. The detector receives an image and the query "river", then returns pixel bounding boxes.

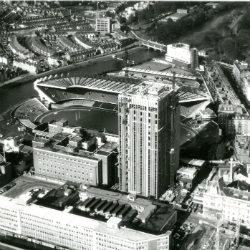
[177,7,240,42]
[0,47,163,115]
[0,7,241,115]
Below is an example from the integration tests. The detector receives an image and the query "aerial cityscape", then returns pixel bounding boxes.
[1,1,250,250]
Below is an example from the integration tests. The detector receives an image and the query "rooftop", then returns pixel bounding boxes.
[0,195,170,242]
[85,187,152,208]
[36,75,142,94]
[125,81,173,100]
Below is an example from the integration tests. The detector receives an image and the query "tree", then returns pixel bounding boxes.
[112,60,123,71]
[118,16,126,24]
[238,10,250,31]
[128,14,137,23]
[221,37,236,59]
[232,9,242,18]
[106,11,115,19]
[216,143,226,160]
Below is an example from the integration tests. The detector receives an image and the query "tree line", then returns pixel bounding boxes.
[144,2,241,43]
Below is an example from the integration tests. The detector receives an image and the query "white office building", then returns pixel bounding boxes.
[165,43,198,69]
[0,195,172,250]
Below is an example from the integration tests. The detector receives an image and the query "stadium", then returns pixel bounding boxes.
[32,74,211,147]
[34,74,209,106]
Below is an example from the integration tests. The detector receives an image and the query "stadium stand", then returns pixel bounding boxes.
[36,75,210,106]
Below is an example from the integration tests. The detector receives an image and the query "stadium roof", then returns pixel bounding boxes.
[36,76,209,103]
[37,76,141,94]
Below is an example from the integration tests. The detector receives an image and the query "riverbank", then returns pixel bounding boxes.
[0,44,140,91]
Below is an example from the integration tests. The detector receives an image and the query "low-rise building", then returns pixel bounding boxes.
[13,59,37,74]
[203,175,250,228]
[176,167,198,190]
[0,195,172,250]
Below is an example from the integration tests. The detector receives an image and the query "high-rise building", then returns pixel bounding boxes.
[96,18,112,34]
[118,81,180,198]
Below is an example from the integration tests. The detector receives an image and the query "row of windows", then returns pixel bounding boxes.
[36,151,95,165]
[37,156,95,166]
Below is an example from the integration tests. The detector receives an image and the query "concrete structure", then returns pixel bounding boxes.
[140,40,167,52]
[96,17,111,34]
[0,195,172,250]
[118,81,180,198]
[165,43,198,70]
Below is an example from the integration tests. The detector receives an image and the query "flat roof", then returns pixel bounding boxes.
[86,187,152,208]
[34,143,100,163]
[0,195,170,242]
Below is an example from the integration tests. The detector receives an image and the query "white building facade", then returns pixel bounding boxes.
[0,196,172,250]
[203,179,250,228]
[165,43,198,69]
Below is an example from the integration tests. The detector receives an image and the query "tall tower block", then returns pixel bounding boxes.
[118,81,180,198]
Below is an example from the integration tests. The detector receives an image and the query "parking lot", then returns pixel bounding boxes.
[2,175,61,199]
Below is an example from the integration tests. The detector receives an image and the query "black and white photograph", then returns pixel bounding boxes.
[0,1,250,250]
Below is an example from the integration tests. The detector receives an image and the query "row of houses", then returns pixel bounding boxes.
[9,35,34,59]
[13,59,37,74]
[25,37,56,57]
